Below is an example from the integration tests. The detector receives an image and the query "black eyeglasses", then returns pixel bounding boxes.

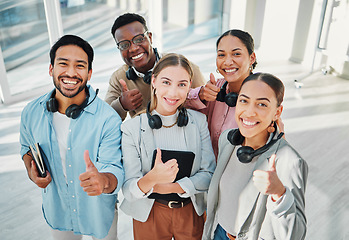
[117,31,148,51]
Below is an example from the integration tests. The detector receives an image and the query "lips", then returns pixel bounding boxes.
[164,97,179,106]
[241,118,259,127]
[225,68,238,73]
[131,52,144,60]
[59,76,82,89]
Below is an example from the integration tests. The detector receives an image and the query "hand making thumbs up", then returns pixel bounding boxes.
[199,73,221,102]
[79,150,107,196]
[252,154,286,201]
[119,79,143,111]
[152,148,179,184]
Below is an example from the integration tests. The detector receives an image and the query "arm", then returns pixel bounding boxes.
[176,112,216,197]
[104,70,128,120]
[255,149,308,240]
[20,109,51,188]
[88,112,124,195]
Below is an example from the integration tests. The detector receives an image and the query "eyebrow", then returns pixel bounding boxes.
[217,47,242,52]
[239,94,270,102]
[161,77,189,82]
[56,57,87,65]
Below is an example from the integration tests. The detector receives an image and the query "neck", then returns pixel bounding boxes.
[227,72,250,93]
[56,89,87,114]
[243,130,270,150]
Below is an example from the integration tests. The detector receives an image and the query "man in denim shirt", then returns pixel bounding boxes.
[20,35,124,240]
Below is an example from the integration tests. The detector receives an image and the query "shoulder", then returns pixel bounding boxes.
[277,139,308,169]
[187,109,207,123]
[22,92,50,116]
[218,128,232,146]
[121,114,143,131]
[110,64,129,79]
[92,97,122,124]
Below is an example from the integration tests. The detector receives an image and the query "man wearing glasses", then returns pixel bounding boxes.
[105,13,205,120]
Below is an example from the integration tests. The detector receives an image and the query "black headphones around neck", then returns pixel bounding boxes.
[126,48,160,85]
[146,102,189,129]
[227,126,284,163]
[216,81,239,107]
[46,87,99,119]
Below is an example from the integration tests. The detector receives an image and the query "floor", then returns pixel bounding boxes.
[1,37,349,239]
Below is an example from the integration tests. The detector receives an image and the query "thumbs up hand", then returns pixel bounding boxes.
[151,148,179,184]
[199,73,221,102]
[252,154,286,201]
[79,150,106,196]
[119,79,143,111]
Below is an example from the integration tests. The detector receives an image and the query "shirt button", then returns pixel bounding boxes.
[73,209,76,212]
[72,195,75,198]
[69,129,72,132]
[68,147,71,150]
[70,180,73,183]
[69,165,72,167]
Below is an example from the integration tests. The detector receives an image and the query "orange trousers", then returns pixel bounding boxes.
[133,201,204,240]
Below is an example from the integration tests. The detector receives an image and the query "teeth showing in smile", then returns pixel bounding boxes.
[243,119,257,126]
[132,53,144,60]
[225,68,237,73]
[62,79,78,85]
[165,98,177,104]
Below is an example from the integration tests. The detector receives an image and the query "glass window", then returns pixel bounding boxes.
[163,0,223,50]
[0,0,50,95]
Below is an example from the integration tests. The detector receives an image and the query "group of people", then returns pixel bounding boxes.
[20,12,308,240]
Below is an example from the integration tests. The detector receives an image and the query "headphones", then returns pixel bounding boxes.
[227,126,284,163]
[146,102,189,129]
[216,81,239,107]
[46,87,99,119]
[126,48,160,85]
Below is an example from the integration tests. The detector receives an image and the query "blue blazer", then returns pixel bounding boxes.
[120,109,216,222]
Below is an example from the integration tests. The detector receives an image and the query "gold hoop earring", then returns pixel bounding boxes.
[216,69,219,73]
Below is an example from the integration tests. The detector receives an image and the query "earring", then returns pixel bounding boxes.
[216,69,219,73]
[267,121,275,133]
[249,65,253,72]
[153,87,156,95]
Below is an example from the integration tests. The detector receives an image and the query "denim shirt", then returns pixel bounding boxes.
[20,86,124,239]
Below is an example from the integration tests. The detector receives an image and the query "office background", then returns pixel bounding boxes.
[0,0,349,239]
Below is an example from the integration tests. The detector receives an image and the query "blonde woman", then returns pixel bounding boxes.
[120,53,216,240]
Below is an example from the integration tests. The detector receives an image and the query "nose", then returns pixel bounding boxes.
[167,85,178,97]
[128,41,140,52]
[224,55,234,66]
[65,65,76,77]
[244,103,256,117]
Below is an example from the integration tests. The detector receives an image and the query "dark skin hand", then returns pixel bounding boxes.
[119,79,143,111]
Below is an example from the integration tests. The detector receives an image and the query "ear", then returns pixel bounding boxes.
[87,69,92,81]
[49,64,53,76]
[147,32,153,44]
[273,105,283,121]
[151,75,156,88]
[250,52,256,66]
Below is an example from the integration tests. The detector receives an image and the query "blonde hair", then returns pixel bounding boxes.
[149,53,193,112]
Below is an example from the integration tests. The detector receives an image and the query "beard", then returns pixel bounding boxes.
[53,75,87,98]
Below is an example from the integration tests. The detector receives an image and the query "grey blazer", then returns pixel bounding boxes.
[120,109,216,222]
[202,129,308,240]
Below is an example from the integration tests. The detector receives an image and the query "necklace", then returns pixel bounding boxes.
[162,118,178,128]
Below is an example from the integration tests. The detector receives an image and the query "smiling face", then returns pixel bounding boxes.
[152,66,191,116]
[114,21,155,73]
[216,35,256,92]
[235,80,283,146]
[49,44,91,99]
